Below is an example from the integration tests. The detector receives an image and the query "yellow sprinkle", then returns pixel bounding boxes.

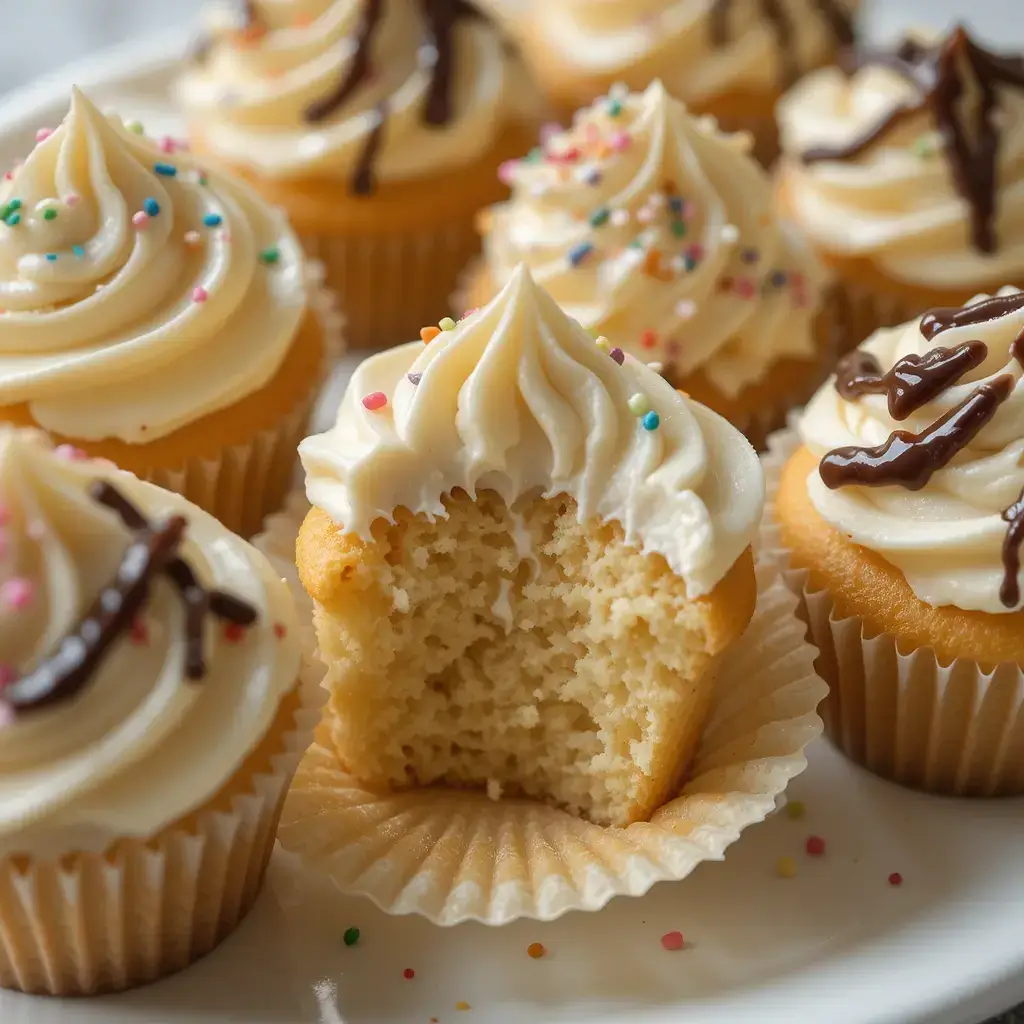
[456,1001,471,1011]
[595,335,611,352]
[776,856,797,879]
[420,326,441,343]
[438,316,457,331]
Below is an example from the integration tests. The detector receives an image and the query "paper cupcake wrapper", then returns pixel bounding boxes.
[760,426,1024,795]
[0,660,324,996]
[267,495,825,925]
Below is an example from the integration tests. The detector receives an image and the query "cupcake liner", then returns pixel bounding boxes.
[267,494,825,925]
[760,426,1024,796]
[0,659,324,996]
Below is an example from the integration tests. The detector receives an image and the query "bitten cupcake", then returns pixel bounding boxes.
[777,27,1024,344]
[298,264,763,828]
[769,288,1024,795]
[177,0,541,349]
[510,0,860,165]
[460,81,835,446]
[0,428,307,995]
[0,88,331,537]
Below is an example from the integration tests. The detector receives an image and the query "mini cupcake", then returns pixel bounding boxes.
[777,27,1024,344]
[0,427,308,994]
[0,89,332,537]
[768,288,1024,795]
[460,81,836,447]
[177,0,542,349]
[511,0,860,165]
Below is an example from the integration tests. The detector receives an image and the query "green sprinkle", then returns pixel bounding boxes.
[7,198,22,212]
[785,800,806,820]
[343,927,360,947]
[198,175,209,187]
[439,316,456,331]
[525,147,544,164]
[44,253,57,262]
[589,206,610,228]
[125,119,145,135]
[607,99,623,118]
[913,135,936,158]
[43,207,57,221]
[259,245,280,266]
[627,393,650,416]
[628,239,644,250]
[671,220,687,238]
[4,213,20,227]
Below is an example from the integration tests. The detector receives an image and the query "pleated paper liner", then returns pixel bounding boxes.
[760,425,1024,796]
[268,495,826,925]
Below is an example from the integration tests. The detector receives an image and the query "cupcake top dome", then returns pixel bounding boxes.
[301,263,764,598]
[0,88,307,445]
[778,27,1024,289]
[800,288,1024,614]
[0,429,300,856]
[177,0,524,188]
[481,81,830,395]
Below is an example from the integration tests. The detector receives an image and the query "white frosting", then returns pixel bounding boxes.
[0,88,307,444]
[301,264,764,598]
[778,61,1024,289]
[0,429,300,857]
[800,289,1024,614]
[483,81,829,395]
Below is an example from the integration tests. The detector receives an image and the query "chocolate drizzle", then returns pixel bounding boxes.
[4,483,257,714]
[802,27,1024,254]
[304,0,474,195]
[1001,486,1024,608]
[710,0,855,86]
[921,291,1024,339]
[834,341,989,420]
[820,376,1014,491]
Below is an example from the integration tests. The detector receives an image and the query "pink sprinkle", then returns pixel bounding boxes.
[132,211,150,230]
[362,391,388,411]
[3,171,12,182]
[192,286,209,303]
[686,243,706,262]
[2,577,34,611]
[0,664,15,688]
[610,131,632,152]
[460,307,479,321]
[64,193,80,208]
[158,135,177,153]
[661,931,685,951]
[35,127,53,143]
[735,277,757,300]
[540,122,563,144]
[54,443,87,461]
[498,160,517,186]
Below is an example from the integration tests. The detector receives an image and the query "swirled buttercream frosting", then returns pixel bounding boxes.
[301,263,764,597]
[0,87,307,444]
[482,81,829,396]
[800,288,1024,614]
[0,428,300,857]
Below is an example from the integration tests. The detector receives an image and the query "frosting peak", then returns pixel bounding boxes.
[482,81,829,394]
[301,263,764,597]
[0,88,307,444]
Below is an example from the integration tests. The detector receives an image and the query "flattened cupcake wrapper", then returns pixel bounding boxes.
[760,426,1024,795]
[265,494,825,925]
[0,658,324,996]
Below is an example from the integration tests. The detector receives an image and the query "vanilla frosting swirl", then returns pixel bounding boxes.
[526,0,859,105]
[302,264,763,597]
[778,62,1024,289]
[483,82,829,396]
[0,429,300,857]
[176,0,521,182]
[800,289,1024,614]
[0,89,307,444]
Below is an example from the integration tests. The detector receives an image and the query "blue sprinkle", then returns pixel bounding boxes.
[203,212,223,228]
[153,162,177,176]
[770,269,788,288]
[641,411,660,431]
[45,253,58,262]
[4,213,20,227]
[72,244,85,258]
[668,196,684,215]
[143,197,160,217]
[568,241,594,267]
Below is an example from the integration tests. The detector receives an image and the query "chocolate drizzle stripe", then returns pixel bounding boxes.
[1001,486,1024,608]
[921,292,1024,339]
[5,482,258,714]
[353,102,387,196]
[820,375,1014,491]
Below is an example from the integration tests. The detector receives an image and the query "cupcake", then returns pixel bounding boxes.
[460,81,836,447]
[511,0,861,165]
[0,88,331,538]
[777,27,1024,345]
[297,263,764,828]
[768,288,1024,795]
[177,0,542,349]
[0,427,307,994]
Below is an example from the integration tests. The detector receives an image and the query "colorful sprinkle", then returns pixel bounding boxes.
[44,253,57,262]
[273,622,287,639]
[35,127,53,143]
[670,220,687,238]
[584,167,603,186]
[640,329,657,349]
[641,411,660,431]
[785,799,805,820]
[192,286,209,303]
[770,270,788,288]
[184,230,202,248]
[805,835,826,857]
[343,927,360,947]
[1,577,34,611]
[455,1003,471,1012]
[735,277,757,300]
[125,119,145,135]
[568,241,594,267]
[143,197,160,217]
[888,872,903,887]
[4,198,22,215]
[610,208,630,227]
[610,131,632,152]
[606,98,623,118]
[439,317,457,332]
[776,856,797,879]
[609,347,625,365]
[740,248,759,264]
[628,393,651,416]
[3,213,19,227]
[914,134,937,158]
[132,211,150,230]
[362,391,388,411]
[54,444,87,460]
[259,246,280,265]
[223,622,246,643]
[0,664,16,688]
[407,372,423,386]
[153,162,177,177]
[589,206,610,228]
[130,617,149,645]
[660,931,685,952]
[498,160,517,186]
[158,135,177,154]
[420,326,441,344]
[527,942,546,959]
[403,968,415,980]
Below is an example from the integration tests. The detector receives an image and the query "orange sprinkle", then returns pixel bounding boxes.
[676,388,690,398]
[527,942,546,959]
[642,248,662,277]
[420,326,441,343]
[456,1001,471,1011]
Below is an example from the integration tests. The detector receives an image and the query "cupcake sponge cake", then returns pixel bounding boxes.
[298,264,763,827]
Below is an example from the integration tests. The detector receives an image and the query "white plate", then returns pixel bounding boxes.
[3,28,1024,1024]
